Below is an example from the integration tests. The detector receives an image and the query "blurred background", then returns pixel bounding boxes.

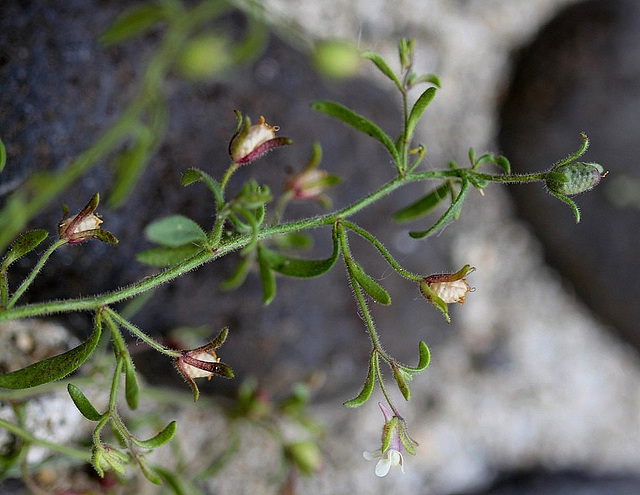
[1,0,639,493]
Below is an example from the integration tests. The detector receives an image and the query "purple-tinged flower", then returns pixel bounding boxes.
[229,113,292,165]
[58,193,118,245]
[174,327,234,401]
[363,403,417,477]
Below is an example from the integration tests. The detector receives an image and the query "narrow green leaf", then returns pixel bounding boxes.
[131,421,177,449]
[138,456,163,485]
[349,262,390,305]
[144,215,207,248]
[124,358,139,410]
[409,177,469,239]
[495,155,511,174]
[411,73,441,88]
[136,244,203,267]
[0,317,102,389]
[401,341,431,373]
[392,365,410,401]
[405,87,437,141]
[258,232,339,278]
[0,138,6,173]
[360,51,401,90]
[108,129,154,208]
[181,168,223,204]
[100,4,168,45]
[257,245,276,305]
[393,182,449,222]
[2,229,48,268]
[67,384,102,421]
[220,255,252,291]
[312,101,401,166]
[344,355,377,407]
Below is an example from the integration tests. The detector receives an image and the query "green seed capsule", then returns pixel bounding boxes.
[545,161,605,196]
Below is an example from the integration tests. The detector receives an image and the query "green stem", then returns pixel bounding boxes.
[104,308,180,357]
[0,417,90,462]
[341,220,422,281]
[6,239,66,309]
[336,224,383,351]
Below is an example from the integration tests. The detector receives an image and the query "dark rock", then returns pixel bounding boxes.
[499,0,640,352]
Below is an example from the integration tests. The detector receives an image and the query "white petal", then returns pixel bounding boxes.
[363,449,381,461]
[374,458,391,477]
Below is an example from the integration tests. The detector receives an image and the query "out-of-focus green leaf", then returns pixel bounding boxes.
[257,245,276,306]
[136,243,203,267]
[393,182,450,223]
[144,215,207,248]
[100,4,170,45]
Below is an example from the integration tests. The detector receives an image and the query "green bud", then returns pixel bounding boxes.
[546,161,605,196]
[312,40,361,79]
[285,441,322,475]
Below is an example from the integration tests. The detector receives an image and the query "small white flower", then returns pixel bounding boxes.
[363,448,404,477]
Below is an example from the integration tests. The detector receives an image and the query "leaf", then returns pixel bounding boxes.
[257,232,339,278]
[124,358,139,410]
[392,365,410,401]
[67,384,102,421]
[409,177,469,239]
[349,262,390,305]
[343,355,377,407]
[0,138,6,173]
[0,317,102,389]
[136,244,203,267]
[181,168,223,204]
[2,229,48,268]
[100,4,168,45]
[131,421,177,449]
[405,87,437,141]
[393,182,450,222]
[495,155,511,174]
[401,341,431,373]
[144,215,207,248]
[108,127,156,208]
[360,51,401,90]
[312,101,401,166]
[257,245,276,305]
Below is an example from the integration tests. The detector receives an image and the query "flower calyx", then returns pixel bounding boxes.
[420,264,475,323]
[363,402,417,477]
[546,161,607,196]
[284,142,340,204]
[229,112,292,165]
[58,193,118,245]
[174,327,234,401]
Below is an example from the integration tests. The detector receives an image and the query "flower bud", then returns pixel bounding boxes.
[58,193,118,245]
[545,161,606,196]
[420,265,475,323]
[228,114,292,165]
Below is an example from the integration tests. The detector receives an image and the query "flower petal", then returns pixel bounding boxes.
[374,457,392,477]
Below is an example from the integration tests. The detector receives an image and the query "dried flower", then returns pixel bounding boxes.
[58,193,118,245]
[420,264,475,323]
[363,403,417,477]
[229,113,292,165]
[174,327,234,401]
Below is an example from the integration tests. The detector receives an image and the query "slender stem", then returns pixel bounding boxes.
[341,220,422,281]
[0,417,90,462]
[6,239,66,308]
[104,308,180,357]
[470,171,547,184]
[336,224,383,350]
[373,353,396,414]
